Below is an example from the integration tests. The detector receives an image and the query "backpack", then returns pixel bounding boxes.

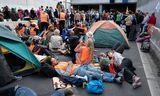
[87,80,104,94]
[140,39,150,52]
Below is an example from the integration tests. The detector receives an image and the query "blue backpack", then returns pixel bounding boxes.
[87,80,104,94]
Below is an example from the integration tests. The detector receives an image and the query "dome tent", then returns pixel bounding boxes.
[0,25,40,86]
[90,21,130,48]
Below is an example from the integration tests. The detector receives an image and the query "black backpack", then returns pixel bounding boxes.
[140,39,150,52]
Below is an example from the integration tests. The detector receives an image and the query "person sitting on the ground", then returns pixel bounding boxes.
[29,21,39,36]
[73,23,84,36]
[43,24,55,40]
[15,23,28,37]
[99,55,142,89]
[66,31,80,63]
[75,39,92,65]
[51,58,123,84]
[106,50,142,88]
[49,29,64,51]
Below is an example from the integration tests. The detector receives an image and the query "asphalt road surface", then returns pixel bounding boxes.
[0,42,151,96]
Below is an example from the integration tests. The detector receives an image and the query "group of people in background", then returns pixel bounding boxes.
[0,1,158,95]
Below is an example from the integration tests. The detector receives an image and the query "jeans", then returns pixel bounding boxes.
[51,90,65,96]
[76,65,115,82]
[16,87,37,96]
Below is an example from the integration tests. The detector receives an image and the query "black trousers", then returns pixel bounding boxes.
[59,20,65,35]
[126,25,131,38]
[120,58,136,84]
[40,22,49,32]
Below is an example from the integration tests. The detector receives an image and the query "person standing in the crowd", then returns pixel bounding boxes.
[45,6,49,14]
[116,12,122,25]
[135,10,144,34]
[59,9,66,35]
[148,12,157,26]
[85,11,90,24]
[40,11,49,32]
[30,8,37,19]
[65,9,70,28]
[18,8,24,20]
[70,11,74,26]
[129,13,137,41]
[24,9,29,17]
[3,6,10,21]
[141,12,149,33]
[125,11,133,38]
[48,7,54,23]
[10,8,19,21]
[147,12,157,33]
[74,11,81,25]
[95,11,100,22]
[36,7,43,20]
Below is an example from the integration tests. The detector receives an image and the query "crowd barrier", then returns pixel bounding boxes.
[150,26,160,64]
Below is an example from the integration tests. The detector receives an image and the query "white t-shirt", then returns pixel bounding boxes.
[34,54,47,62]
[113,52,124,65]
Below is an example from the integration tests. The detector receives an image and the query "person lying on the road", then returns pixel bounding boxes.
[50,58,123,84]
[106,50,142,89]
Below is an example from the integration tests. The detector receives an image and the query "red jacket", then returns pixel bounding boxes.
[148,15,157,25]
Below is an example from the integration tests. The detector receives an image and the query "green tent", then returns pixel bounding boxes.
[0,25,40,69]
[90,21,130,48]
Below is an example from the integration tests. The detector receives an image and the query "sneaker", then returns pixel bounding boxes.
[115,76,123,84]
[14,76,22,81]
[83,75,88,82]
[133,76,141,83]
[132,82,142,89]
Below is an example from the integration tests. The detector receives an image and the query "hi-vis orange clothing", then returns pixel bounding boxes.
[29,43,35,51]
[18,27,25,35]
[40,12,49,23]
[82,26,88,33]
[29,43,41,54]
[76,46,91,65]
[30,27,37,36]
[59,12,65,21]
[54,62,80,75]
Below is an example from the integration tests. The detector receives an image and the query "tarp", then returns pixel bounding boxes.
[90,21,130,48]
[0,25,40,68]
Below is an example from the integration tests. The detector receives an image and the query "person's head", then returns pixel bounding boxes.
[48,24,55,31]
[86,31,93,38]
[51,58,58,66]
[54,29,60,35]
[106,50,114,58]
[152,12,155,16]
